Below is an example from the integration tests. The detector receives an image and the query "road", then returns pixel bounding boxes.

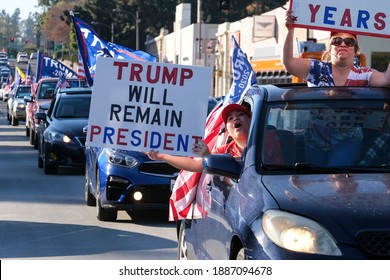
[0,101,178,260]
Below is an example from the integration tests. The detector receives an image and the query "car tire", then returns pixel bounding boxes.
[37,151,43,168]
[235,247,245,260]
[43,143,58,175]
[29,126,35,145]
[25,125,30,137]
[96,170,117,221]
[178,221,188,260]
[85,166,96,206]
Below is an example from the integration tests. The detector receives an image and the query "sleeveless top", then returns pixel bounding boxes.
[306,60,374,87]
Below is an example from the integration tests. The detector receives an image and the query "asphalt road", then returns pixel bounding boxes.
[0,101,178,260]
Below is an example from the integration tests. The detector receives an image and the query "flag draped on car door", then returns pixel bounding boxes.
[169,36,257,221]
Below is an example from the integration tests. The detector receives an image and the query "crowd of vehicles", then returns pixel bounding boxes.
[2,47,390,259]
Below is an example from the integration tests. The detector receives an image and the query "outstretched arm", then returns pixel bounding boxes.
[145,150,203,172]
[282,10,311,79]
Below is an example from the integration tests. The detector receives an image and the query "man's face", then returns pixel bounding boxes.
[225,110,250,141]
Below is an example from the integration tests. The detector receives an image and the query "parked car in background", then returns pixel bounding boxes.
[24,77,86,148]
[35,87,92,174]
[16,52,28,64]
[6,84,31,126]
[179,84,390,260]
[29,52,38,60]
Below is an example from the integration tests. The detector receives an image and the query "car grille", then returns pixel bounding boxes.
[106,176,170,204]
[356,231,390,259]
[138,161,179,177]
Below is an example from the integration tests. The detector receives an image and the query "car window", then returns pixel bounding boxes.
[38,82,57,99]
[260,99,390,169]
[55,97,91,118]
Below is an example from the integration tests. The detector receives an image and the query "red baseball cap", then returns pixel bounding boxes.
[330,31,357,39]
[221,104,251,124]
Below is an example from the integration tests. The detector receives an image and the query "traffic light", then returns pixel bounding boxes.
[25,38,29,44]
[220,0,230,10]
[10,37,14,43]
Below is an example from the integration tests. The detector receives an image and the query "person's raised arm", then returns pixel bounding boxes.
[282,10,311,80]
[145,150,203,173]
[370,62,390,87]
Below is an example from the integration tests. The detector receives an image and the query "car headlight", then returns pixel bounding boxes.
[16,103,25,110]
[105,148,139,168]
[259,209,342,256]
[48,132,74,143]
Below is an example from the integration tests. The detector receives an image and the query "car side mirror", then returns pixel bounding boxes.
[35,112,46,121]
[202,154,241,180]
[24,95,32,103]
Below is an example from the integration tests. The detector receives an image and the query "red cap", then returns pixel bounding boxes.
[330,31,357,39]
[221,104,251,124]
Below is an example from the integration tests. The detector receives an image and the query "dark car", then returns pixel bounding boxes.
[178,84,390,260]
[24,77,86,148]
[35,87,92,174]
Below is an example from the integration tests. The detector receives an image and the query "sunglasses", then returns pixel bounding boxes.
[331,37,356,47]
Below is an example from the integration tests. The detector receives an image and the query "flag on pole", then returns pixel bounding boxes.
[70,12,157,86]
[169,35,256,221]
[35,51,78,82]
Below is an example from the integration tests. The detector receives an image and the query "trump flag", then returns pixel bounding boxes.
[70,12,157,86]
[169,35,256,221]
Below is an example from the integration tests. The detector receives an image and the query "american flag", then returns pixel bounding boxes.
[77,52,86,80]
[169,36,257,221]
[56,74,70,89]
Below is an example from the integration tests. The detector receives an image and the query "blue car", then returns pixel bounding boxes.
[178,84,390,260]
[85,147,180,221]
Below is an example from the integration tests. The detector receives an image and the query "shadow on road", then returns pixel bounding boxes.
[0,220,177,259]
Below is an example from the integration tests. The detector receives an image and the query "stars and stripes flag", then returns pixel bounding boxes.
[70,12,157,87]
[169,35,257,221]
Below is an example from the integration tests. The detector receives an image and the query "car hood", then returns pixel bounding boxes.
[262,173,390,240]
[50,118,88,136]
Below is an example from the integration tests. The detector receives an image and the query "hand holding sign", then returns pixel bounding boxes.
[289,0,389,38]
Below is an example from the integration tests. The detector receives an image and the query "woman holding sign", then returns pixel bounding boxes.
[282,9,390,87]
[145,104,253,172]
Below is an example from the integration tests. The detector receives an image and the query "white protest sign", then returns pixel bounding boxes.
[290,0,390,38]
[87,57,213,156]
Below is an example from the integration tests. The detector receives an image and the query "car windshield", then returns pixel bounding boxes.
[38,82,57,99]
[15,87,31,98]
[260,98,390,172]
[54,96,91,118]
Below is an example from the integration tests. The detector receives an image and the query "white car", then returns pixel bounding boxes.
[17,53,28,64]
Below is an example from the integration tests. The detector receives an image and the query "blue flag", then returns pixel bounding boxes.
[223,36,257,106]
[70,12,157,86]
[35,51,78,83]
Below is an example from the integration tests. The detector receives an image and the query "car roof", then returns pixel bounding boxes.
[57,87,92,95]
[255,84,390,102]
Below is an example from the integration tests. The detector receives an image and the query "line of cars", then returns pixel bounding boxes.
[20,76,184,222]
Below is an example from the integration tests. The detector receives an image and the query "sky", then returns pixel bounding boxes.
[1,0,42,20]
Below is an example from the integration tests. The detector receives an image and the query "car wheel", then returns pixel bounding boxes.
[43,143,58,175]
[11,115,19,126]
[178,222,188,260]
[25,125,30,137]
[8,114,11,125]
[96,170,117,221]
[85,166,96,206]
[37,149,43,168]
[236,247,245,260]
[29,126,35,145]
[33,133,38,149]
